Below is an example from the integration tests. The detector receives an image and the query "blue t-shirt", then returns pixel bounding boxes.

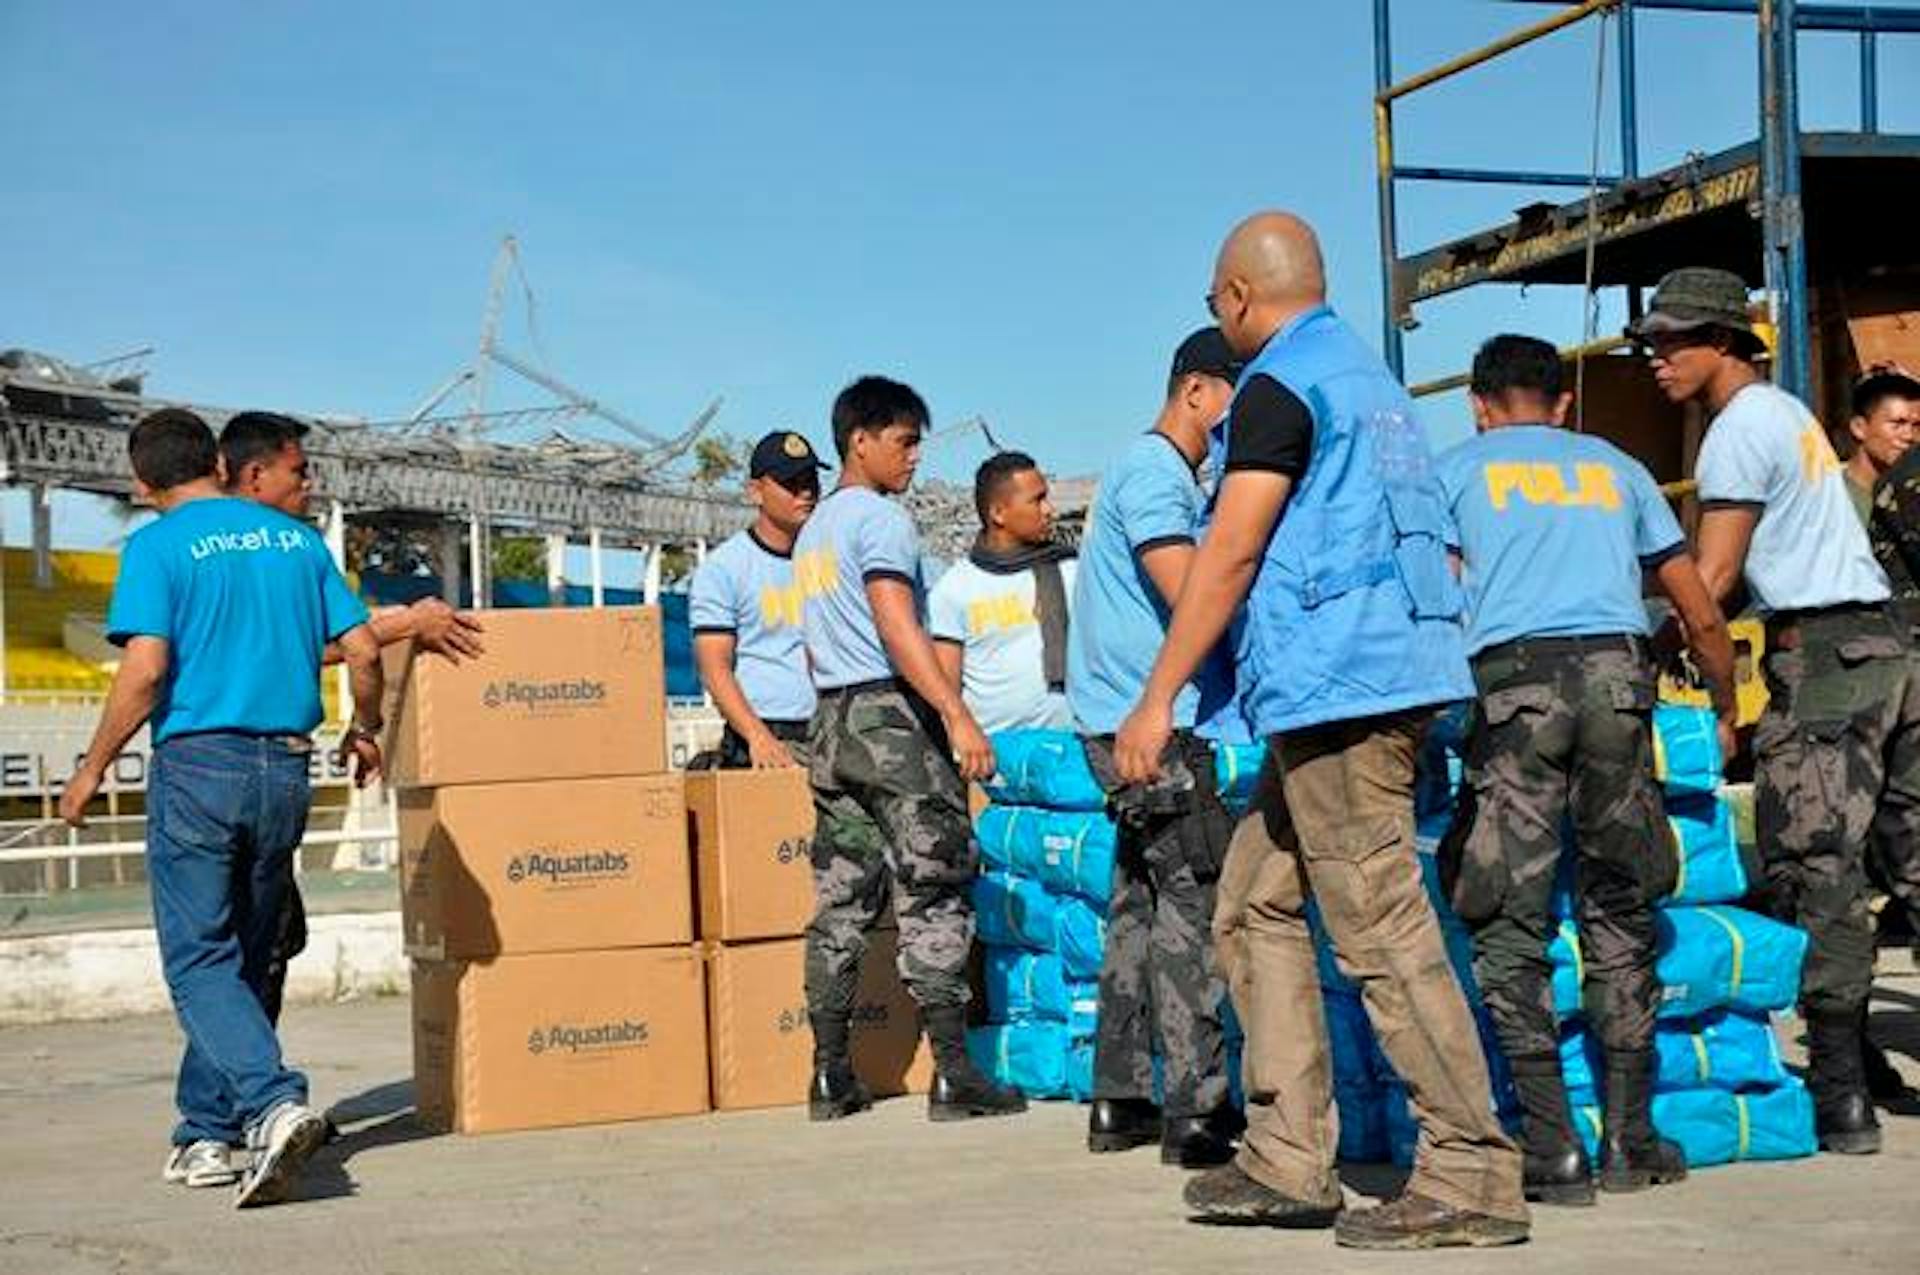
[105,497,370,742]
[793,485,924,690]
[688,528,816,724]
[1437,425,1685,655]
[1067,433,1205,734]
[927,556,1077,735]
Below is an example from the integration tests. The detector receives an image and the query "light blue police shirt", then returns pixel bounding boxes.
[689,528,816,723]
[1437,425,1685,655]
[105,497,369,742]
[1067,433,1204,735]
[793,485,924,691]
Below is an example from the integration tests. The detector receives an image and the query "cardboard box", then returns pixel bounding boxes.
[685,768,815,942]
[399,774,691,959]
[704,932,933,1111]
[384,606,665,789]
[412,946,709,1134]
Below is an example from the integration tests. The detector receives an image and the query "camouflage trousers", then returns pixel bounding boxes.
[1082,733,1231,1118]
[1443,637,1671,1063]
[1755,605,1920,1015]
[804,682,978,1016]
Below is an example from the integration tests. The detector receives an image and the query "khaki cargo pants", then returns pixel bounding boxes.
[1214,710,1525,1221]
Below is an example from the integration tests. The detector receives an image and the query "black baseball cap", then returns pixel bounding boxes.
[749,430,829,481]
[1171,326,1245,384]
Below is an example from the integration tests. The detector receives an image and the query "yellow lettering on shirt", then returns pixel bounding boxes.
[966,593,1036,636]
[1798,422,1841,485]
[793,549,839,598]
[758,580,805,629]
[1483,461,1622,512]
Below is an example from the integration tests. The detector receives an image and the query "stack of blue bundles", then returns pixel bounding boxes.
[971,731,1111,1099]
[1547,703,1816,1167]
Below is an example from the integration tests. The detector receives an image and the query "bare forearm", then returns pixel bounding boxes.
[348,656,383,727]
[706,666,772,741]
[79,668,157,775]
[1140,543,1257,709]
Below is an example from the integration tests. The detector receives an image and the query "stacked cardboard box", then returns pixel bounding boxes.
[688,767,933,1110]
[390,606,711,1134]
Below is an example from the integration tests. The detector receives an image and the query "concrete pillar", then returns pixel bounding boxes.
[695,536,708,568]
[588,526,605,607]
[439,522,464,607]
[31,484,52,590]
[545,532,567,608]
[468,514,487,609]
[642,541,663,606]
[325,502,349,724]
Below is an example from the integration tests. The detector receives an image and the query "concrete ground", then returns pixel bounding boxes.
[4,987,1920,1275]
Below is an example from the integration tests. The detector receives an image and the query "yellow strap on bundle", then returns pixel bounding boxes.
[1735,1093,1752,1160]
[1668,815,1688,899]
[1652,727,1670,785]
[1691,1033,1712,1084]
[997,1028,1012,1077]
[1697,906,1747,997]
[1560,920,1585,986]
[1070,821,1088,878]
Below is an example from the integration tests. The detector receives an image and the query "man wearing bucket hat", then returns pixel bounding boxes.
[1633,267,1920,1156]
[690,430,829,770]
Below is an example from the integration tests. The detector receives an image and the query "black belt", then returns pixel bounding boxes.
[816,677,909,700]
[1765,600,1887,630]
[1472,632,1646,667]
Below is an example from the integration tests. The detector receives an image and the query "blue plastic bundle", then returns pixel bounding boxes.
[968,1021,1071,1098]
[974,805,1117,904]
[973,871,1058,953]
[983,948,1070,1023]
[1055,896,1107,981]
[1572,1078,1816,1167]
[1652,703,1722,798]
[1654,905,1807,1019]
[1662,795,1747,906]
[984,730,1105,811]
[1066,1038,1095,1101]
[1213,741,1268,812]
[1550,921,1584,1018]
[1560,1009,1788,1101]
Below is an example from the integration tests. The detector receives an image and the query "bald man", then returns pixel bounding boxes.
[1115,212,1528,1250]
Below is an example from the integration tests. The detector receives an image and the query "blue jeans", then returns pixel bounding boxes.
[147,732,312,1145]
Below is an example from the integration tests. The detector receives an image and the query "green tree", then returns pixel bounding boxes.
[491,535,547,582]
[693,434,745,487]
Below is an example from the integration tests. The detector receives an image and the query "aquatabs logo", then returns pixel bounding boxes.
[480,678,609,712]
[525,1019,650,1055]
[506,850,632,885]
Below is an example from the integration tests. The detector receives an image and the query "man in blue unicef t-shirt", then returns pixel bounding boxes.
[58,408,385,1209]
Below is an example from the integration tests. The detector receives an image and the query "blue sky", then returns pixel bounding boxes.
[4,0,1916,566]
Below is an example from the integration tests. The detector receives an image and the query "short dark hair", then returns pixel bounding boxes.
[220,411,309,477]
[1852,371,1920,420]
[127,408,219,490]
[973,451,1039,526]
[830,375,929,458]
[1470,334,1564,405]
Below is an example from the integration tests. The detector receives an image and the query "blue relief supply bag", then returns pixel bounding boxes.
[1212,740,1268,813]
[1654,905,1808,1019]
[1561,1009,1789,1102]
[1572,1077,1815,1167]
[973,871,1058,954]
[982,947,1070,1024]
[1651,703,1723,798]
[1662,794,1747,906]
[1055,896,1108,981]
[975,805,1117,905]
[984,730,1106,811]
[968,1021,1070,1099]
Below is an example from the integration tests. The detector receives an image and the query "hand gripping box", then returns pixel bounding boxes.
[685,767,815,942]
[704,932,933,1111]
[412,946,709,1134]
[399,774,692,959]
[383,606,666,789]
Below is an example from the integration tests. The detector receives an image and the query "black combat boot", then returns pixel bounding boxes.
[1598,1048,1688,1192]
[1160,1108,1239,1169]
[1808,1007,1882,1155]
[1508,1052,1594,1207]
[1087,1098,1161,1153]
[922,1005,1027,1121]
[807,1011,873,1122]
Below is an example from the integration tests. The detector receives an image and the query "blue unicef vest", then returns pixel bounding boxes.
[1233,306,1473,735]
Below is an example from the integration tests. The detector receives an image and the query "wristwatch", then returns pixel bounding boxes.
[343,720,384,745]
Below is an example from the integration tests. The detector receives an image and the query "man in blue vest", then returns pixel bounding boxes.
[1115,212,1528,1249]
[1437,335,1736,1204]
[60,408,384,1208]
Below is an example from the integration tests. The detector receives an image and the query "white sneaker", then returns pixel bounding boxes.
[233,1101,327,1209]
[162,1140,239,1188]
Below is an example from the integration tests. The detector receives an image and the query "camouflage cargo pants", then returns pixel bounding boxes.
[804,682,978,1015]
[1868,599,1920,938]
[1442,637,1672,1062]
[1756,605,1920,1015]
[1082,733,1231,1118]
